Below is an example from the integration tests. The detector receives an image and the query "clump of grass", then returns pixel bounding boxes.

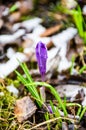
[15,62,42,108]
[68,6,86,44]
[15,62,68,116]
[51,3,86,44]
[62,5,86,44]
[15,62,86,129]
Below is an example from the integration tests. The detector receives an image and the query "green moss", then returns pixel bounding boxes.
[5,78,20,88]
[0,84,31,129]
[0,85,16,129]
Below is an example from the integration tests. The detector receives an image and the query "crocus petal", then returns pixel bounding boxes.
[36,41,47,81]
[48,106,53,114]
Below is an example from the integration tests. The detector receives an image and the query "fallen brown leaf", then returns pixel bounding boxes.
[40,24,63,37]
[14,96,37,123]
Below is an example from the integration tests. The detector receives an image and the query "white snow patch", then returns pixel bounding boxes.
[6,48,16,59]
[51,27,77,72]
[7,84,19,97]
[83,5,86,15]
[57,84,86,107]
[12,17,42,31]
[25,33,51,47]
[0,29,25,45]
[33,24,46,35]
[0,52,28,78]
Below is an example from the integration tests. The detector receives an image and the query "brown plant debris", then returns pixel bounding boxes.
[14,96,37,123]
[40,24,63,37]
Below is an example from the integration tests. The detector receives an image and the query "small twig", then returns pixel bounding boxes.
[29,117,77,130]
[40,24,63,37]
[0,117,7,121]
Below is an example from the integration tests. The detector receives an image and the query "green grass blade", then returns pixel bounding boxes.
[26,82,68,116]
[50,101,62,127]
[80,106,86,120]
[67,103,81,116]
[50,101,61,118]
[79,65,86,74]
[45,112,51,130]
[18,62,41,100]
[15,70,27,85]
[15,68,42,107]
[19,62,33,82]
[9,4,18,13]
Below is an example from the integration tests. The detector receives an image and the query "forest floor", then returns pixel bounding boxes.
[0,0,86,130]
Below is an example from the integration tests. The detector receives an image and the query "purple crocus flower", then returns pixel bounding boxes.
[36,41,48,81]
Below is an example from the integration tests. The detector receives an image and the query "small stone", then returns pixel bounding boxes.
[0,52,28,78]
[62,122,68,130]
[14,96,37,123]
[68,124,74,130]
